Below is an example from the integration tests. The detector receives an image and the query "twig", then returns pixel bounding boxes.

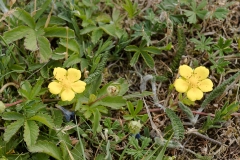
[186,128,223,146]
[0,82,19,93]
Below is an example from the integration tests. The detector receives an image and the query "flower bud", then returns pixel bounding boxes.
[107,85,119,96]
[128,120,143,134]
[0,101,6,113]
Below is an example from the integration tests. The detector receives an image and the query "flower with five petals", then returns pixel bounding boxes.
[174,65,213,101]
[48,67,86,101]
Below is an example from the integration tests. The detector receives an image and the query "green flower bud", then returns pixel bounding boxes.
[0,101,6,113]
[128,120,143,134]
[107,85,120,96]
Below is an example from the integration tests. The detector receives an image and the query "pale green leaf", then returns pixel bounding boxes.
[44,27,75,38]
[38,36,52,62]
[28,140,63,160]
[24,29,38,51]
[24,120,39,146]
[4,119,24,142]
[91,29,103,44]
[29,113,54,128]
[13,8,35,28]
[80,25,98,35]
[3,26,30,44]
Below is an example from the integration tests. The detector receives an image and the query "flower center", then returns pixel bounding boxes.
[61,79,71,90]
[187,75,199,88]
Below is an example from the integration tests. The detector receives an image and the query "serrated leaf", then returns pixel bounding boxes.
[38,36,52,62]
[24,29,38,51]
[3,26,30,44]
[30,78,44,99]
[2,112,24,120]
[4,119,24,142]
[13,8,35,28]
[24,120,39,146]
[28,140,63,160]
[165,108,184,140]
[213,8,228,20]
[29,113,54,128]
[141,51,154,68]
[44,27,75,38]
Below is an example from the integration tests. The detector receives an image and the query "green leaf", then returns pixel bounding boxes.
[4,119,24,142]
[125,45,140,52]
[105,140,112,160]
[63,54,81,68]
[38,36,52,62]
[100,24,118,37]
[92,109,101,136]
[127,101,135,115]
[142,46,162,54]
[59,39,80,54]
[29,113,54,128]
[24,120,39,146]
[30,78,44,99]
[178,102,194,123]
[44,27,75,38]
[13,8,35,28]
[123,91,153,99]
[34,0,52,21]
[130,51,140,66]
[3,26,30,44]
[24,29,38,51]
[28,140,63,160]
[80,25,98,35]
[98,96,126,109]
[213,8,228,20]
[2,112,24,120]
[9,64,26,73]
[141,51,154,68]
[91,29,103,44]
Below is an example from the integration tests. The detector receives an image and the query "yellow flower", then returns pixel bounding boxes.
[48,67,86,101]
[174,65,213,101]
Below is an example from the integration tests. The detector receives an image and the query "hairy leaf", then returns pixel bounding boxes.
[3,26,30,44]
[13,8,35,28]
[29,113,54,128]
[38,36,52,62]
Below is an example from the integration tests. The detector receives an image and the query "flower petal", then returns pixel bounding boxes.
[198,79,213,92]
[53,67,67,81]
[179,65,193,79]
[48,82,63,94]
[61,89,75,101]
[71,81,86,93]
[67,68,81,82]
[174,78,189,93]
[187,88,203,101]
[194,66,209,80]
